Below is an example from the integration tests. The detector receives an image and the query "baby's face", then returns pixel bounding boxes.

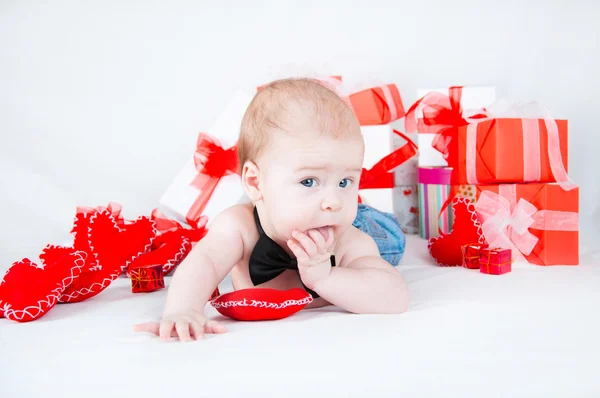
[257,131,364,242]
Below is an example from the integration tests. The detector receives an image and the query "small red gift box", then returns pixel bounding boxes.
[130,264,165,293]
[479,248,512,275]
[461,243,489,269]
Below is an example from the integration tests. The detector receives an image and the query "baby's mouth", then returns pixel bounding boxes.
[315,225,333,241]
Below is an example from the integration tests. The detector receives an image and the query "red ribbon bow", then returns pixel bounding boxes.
[358,130,418,190]
[187,133,240,226]
[404,86,487,166]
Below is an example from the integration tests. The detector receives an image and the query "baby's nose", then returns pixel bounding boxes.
[321,191,342,212]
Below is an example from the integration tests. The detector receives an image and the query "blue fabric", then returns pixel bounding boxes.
[352,204,406,266]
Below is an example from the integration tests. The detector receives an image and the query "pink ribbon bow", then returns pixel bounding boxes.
[475,187,579,262]
[475,191,539,259]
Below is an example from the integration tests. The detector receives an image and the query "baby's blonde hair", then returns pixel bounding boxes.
[238,78,361,170]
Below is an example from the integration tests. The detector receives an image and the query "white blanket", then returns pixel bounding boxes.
[1,235,599,398]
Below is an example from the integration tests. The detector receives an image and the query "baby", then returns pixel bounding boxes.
[135,78,409,341]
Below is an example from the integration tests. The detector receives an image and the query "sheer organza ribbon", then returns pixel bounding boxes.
[187,133,240,226]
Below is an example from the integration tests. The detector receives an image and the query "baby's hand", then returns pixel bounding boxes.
[288,227,335,290]
[133,309,227,342]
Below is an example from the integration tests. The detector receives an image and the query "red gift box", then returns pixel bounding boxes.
[130,265,165,293]
[472,183,579,265]
[461,243,489,269]
[479,248,512,275]
[349,84,405,125]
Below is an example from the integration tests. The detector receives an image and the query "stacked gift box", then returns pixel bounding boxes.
[349,83,420,235]
[405,85,579,274]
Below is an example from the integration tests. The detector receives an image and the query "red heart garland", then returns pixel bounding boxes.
[59,210,124,303]
[428,197,486,267]
[60,210,157,303]
[1,203,207,321]
[127,233,192,276]
[129,209,207,276]
[210,288,313,321]
[0,247,86,322]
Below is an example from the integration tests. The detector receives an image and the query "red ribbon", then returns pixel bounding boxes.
[187,133,240,226]
[404,86,487,167]
[358,130,418,190]
[150,209,207,243]
[405,87,488,234]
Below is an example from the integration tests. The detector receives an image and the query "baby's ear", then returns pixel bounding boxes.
[241,161,262,201]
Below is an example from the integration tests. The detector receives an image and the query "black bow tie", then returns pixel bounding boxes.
[248,207,335,299]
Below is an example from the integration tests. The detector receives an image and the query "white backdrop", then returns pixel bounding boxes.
[1,0,599,270]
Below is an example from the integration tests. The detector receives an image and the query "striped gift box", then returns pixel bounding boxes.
[418,166,454,239]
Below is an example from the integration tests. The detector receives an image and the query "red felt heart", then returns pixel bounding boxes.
[59,210,124,303]
[0,247,85,322]
[127,233,192,276]
[210,288,313,321]
[71,203,127,271]
[61,212,157,303]
[152,228,204,250]
[118,216,156,270]
[428,197,486,267]
[71,212,95,271]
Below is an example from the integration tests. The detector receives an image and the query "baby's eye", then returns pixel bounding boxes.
[300,178,316,187]
[339,178,351,188]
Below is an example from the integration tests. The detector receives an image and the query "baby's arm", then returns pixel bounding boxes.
[134,207,245,341]
[295,228,408,314]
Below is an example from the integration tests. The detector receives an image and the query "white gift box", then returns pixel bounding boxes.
[393,185,419,234]
[359,125,418,215]
[392,130,419,186]
[416,86,496,166]
[391,130,419,233]
[159,91,253,226]
[359,124,395,213]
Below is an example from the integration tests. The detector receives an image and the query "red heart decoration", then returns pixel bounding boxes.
[428,197,486,267]
[59,210,124,303]
[71,212,95,271]
[127,233,192,276]
[152,228,203,250]
[118,216,156,270]
[210,288,313,321]
[60,212,157,303]
[0,247,86,322]
[71,203,127,271]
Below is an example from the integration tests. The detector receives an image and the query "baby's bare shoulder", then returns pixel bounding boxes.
[195,203,256,265]
[210,203,255,234]
[335,226,380,268]
[209,203,257,248]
